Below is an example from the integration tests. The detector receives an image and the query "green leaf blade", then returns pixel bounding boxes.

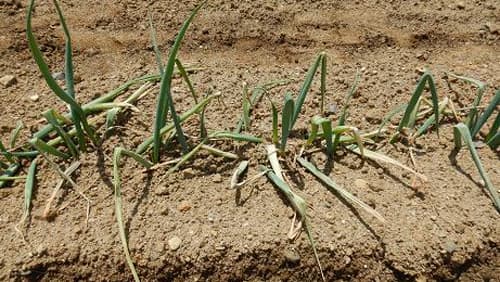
[152,1,206,162]
[453,123,499,212]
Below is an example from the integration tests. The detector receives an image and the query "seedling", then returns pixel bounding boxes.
[387,69,440,142]
[14,159,37,240]
[113,148,153,282]
[0,124,24,188]
[453,123,499,212]
[262,144,325,281]
[302,73,366,159]
[270,52,328,152]
[235,79,291,134]
[27,0,97,149]
[447,73,487,131]
[306,116,334,155]
[297,157,385,223]
[331,71,360,154]
[473,90,499,148]
[152,1,207,162]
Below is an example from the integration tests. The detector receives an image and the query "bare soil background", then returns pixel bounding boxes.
[0,0,499,281]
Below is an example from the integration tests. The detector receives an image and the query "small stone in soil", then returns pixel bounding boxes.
[29,94,39,101]
[326,104,337,115]
[213,173,223,183]
[444,241,457,253]
[207,212,216,222]
[160,207,169,216]
[183,168,195,179]
[168,236,182,251]
[284,249,300,264]
[0,75,17,87]
[177,201,192,212]
[154,185,169,196]
[486,23,499,34]
[52,72,65,81]
[365,112,382,124]
[215,245,226,251]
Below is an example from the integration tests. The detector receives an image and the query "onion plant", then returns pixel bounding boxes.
[27,0,97,149]
[7,2,498,282]
[453,123,499,211]
[391,69,440,142]
[262,145,325,281]
[151,1,206,163]
[270,52,327,151]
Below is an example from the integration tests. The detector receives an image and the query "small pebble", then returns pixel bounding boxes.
[183,168,195,179]
[416,52,428,60]
[215,245,226,251]
[0,75,16,87]
[207,212,216,222]
[326,104,337,115]
[52,72,65,81]
[168,236,182,251]
[365,112,382,124]
[154,185,169,196]
[486,23,499,34]
[29,94,39,101]
[177,201,192,212]
[284,249,300,264]
[444,241,457,253]
[160,207,169,216]
[213,173,223,183]
[456,2,465,9]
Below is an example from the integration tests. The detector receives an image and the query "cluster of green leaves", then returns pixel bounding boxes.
[380,70,499,210]
[270,52,327,151]
[449,75,499,149]
[0,122,24,187]
[304,72,365,158]
[256,54,500,281]
[260,56,388,282]
[107,2,270,280]
[449,76,499,211]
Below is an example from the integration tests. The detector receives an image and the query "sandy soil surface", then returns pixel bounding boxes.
[0,0,499,281]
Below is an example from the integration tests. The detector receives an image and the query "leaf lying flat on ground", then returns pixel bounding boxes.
[297,157,385,223]
[347,145,428,182]
[260,164,325,281]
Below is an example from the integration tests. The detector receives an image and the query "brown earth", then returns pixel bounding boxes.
[1,0,499,281]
